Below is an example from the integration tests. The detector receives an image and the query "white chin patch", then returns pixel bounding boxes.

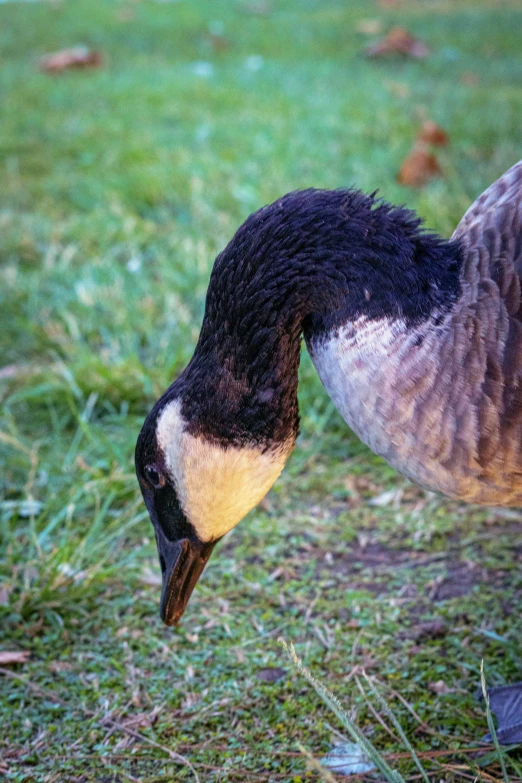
[156,400,293,543]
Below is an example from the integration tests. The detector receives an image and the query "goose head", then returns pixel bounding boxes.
[135,185,462,625]
[135,390,294,626]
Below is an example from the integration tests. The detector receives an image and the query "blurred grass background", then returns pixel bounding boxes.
[1,0,522,780]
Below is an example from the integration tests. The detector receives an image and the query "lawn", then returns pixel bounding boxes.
[1,0,522,781]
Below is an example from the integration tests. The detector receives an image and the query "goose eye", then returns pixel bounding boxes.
[144,465,165,490]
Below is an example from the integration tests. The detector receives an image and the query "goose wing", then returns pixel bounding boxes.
[449,160,522,500]
[452,159,522,304]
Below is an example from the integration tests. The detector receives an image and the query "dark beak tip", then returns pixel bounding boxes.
[161,612,182,628]
[156,537,218,628]
[160,596,187,627]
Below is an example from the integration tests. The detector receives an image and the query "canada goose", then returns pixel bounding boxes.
[135,161,522,639]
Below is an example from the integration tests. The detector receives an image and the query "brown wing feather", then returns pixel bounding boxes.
[448,160,522,503]
[453,159,522,298]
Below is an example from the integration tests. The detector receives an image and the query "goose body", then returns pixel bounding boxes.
[136,160,522,627]
[310,163,522,505]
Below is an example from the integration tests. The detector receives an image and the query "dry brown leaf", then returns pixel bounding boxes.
[365,27,430,59]
[40,46,103,74]
[397,146,442,187]
[0,650,30,666]
[417,120,449,147]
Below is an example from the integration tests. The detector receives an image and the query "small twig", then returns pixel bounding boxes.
[304,592,320,623]
[343,664,364,685]
[312,624,331,651]
[437,761,505,783]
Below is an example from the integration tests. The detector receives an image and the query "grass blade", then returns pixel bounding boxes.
[361,671,430,783]
[282,639,406,783]
[481,660,510,783]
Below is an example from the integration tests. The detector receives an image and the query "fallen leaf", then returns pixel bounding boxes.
[321,742,376,776]
[40,46,103,74]
[365,26,430,59]
[417,120,449,147]
[429,679,455,695]
[397,146,442,187]
[0,650,30,665]
[257,667,286,683]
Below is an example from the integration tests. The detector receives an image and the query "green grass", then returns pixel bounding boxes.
[1,0,522,780]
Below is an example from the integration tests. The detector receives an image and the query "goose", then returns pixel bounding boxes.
[135,161,522,737]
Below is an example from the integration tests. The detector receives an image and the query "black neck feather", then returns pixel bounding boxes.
[168,189,462,447]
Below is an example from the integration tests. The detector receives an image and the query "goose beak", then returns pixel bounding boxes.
[155,529,217,626]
